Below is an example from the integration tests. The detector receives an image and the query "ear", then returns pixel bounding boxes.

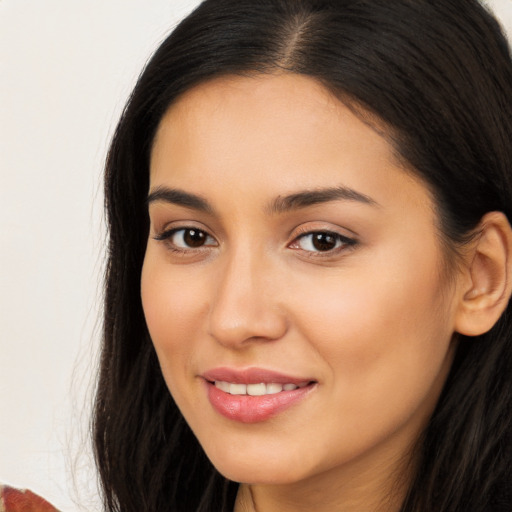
[455,211,512,337]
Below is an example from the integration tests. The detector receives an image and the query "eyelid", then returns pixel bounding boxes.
[152,219,214,239]
[288,225,358,255]
[290,223,358,242]
[291,222,358,238]
[153,225,218,254]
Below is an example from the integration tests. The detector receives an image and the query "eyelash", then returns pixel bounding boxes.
[153,227,357,257]
[289,229,357,255]
[154,227,217,255]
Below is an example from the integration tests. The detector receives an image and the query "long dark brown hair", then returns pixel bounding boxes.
[94,1,512,510]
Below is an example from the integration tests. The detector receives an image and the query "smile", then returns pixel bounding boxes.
[202,368,317,423]
[214,381,309,396]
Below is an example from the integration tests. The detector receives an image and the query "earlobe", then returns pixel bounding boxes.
[455,212,512,337]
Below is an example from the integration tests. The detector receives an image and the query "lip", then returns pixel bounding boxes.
[202,367,317,423]
[202,367,314,385]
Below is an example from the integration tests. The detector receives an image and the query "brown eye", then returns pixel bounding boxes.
[311,233,337,251]
[155,227,217,250]
[182,229,207,247]
[293,231,356,253]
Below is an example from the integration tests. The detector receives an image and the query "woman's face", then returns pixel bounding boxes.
[142,74,461,488]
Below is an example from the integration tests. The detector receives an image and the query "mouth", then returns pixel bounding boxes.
[202,368,317,423]
[211,380,311,396]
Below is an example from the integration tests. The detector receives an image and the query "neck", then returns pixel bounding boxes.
[233,439,415,512]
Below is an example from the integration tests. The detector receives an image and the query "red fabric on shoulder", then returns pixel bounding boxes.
[0,485,60,512]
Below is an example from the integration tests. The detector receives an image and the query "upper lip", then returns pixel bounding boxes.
[202,367,315,385]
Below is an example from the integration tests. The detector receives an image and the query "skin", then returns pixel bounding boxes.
[141,74,465,512]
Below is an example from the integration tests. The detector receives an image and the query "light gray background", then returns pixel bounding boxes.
[1,1,511,510]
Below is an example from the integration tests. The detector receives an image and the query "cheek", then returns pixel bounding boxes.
[140,253,208,377]
[295,256,446,346]
[289,245,455,422]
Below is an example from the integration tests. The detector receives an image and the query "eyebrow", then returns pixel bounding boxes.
[267,186,379,214]
[146,184,379,215]
[147,186,214,214]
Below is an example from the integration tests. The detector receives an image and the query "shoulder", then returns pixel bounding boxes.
[0,485,60,512]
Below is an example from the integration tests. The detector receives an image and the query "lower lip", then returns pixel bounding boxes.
[205,381,315,423]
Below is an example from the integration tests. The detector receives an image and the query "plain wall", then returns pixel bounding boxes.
[0,2,202,510]
[1,1,511,510]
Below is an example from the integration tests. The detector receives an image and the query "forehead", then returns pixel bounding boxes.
[152,73,386,156]
[150,73,431,214]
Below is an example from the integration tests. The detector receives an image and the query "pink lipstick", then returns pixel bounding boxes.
[202,367,316,423]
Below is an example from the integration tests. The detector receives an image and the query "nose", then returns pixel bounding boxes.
[207,248,288,348]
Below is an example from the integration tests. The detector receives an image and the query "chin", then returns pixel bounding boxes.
[203,443,313,485]
[216,463,305,485]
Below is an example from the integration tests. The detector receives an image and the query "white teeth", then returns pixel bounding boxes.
[229,383,247,395]
[214,381,307,396]
[266,383,283,394]
[247,383,267,396]
[216,380,230,392]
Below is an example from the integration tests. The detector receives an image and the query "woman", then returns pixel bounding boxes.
[93,0,512,511]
